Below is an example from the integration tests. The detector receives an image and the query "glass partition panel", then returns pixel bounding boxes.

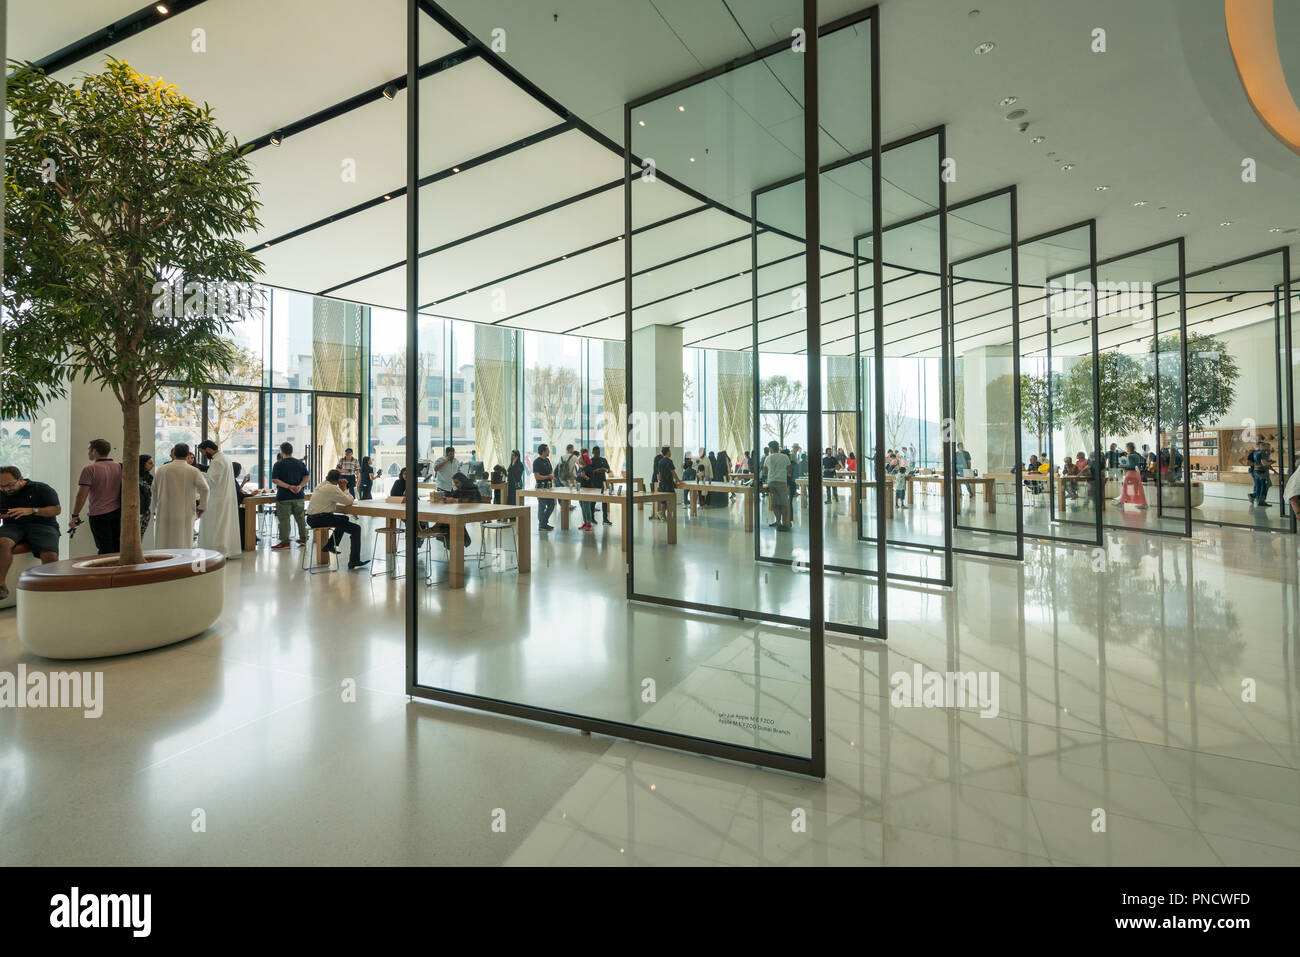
[1017,223,1101,547]
[1094,242,1190,536]
[948,190,1020,557]
[1184,251,1294,531]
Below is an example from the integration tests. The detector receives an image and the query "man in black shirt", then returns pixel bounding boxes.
[588,445,613,525]
[0,466,62,600]
[532,444,555,530]
[271,441,310,549]
[822,447,839,503]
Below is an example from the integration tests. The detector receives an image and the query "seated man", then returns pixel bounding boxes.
[305,469,369,570]
[0,465,62,600]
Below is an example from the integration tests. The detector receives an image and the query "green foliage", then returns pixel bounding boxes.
[2,58,264,563]
[1148,332,1239,430]
[1058,351,1148,439]
[759,375,805,446]
[2,58,263,416]
[1018,372,1055,453]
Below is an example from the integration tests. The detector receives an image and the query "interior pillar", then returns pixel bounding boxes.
[630,324,683,483]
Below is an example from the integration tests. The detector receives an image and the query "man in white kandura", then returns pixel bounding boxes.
[152,443,209,550]
[196,439,241,558]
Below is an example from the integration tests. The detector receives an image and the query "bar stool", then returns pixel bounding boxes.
[420,527,451,585]
[370,522,407,578]
[477,520,517,570]
[302,526,338,575]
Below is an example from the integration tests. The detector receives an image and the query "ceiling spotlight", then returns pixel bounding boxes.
[382,83,398,100]
[269,130,284,147]
[1268,226,1283,232]
[1219,221,1233,227]
[155,3,169,13]
[689,157,695,162]
[383,194,391,200]
[1030,136,1045,144]
[1176,211,1189,217]
[1132,200,1148,206]
[999,96,1017,107]
[974,41,995,55]
[1095,185,1109,191]
[638,120,645,127]
[677,105,685,112]
[452,166,460,173]
[1060,164,1074,171]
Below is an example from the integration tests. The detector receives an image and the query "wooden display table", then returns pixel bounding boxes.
[677,481,755,531]
[239,490,312,551]
[519,488,676,550]
[418,480,507,499]
[604,476,646,509]
[343,500,529,589]
[793,478,893,519]
[906,474,997,513]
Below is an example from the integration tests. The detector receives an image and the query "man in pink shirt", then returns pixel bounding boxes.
[70,438,124,555]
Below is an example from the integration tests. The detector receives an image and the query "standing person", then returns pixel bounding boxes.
[1105,443,1122,475]
[821,447,838,503]
[1245,440,1274,508]
[306,469,369,569]
[195,440,241,558]
[894,458,909,512]
[490,463,507,504]
[0,466,61,600]
[336,448,361,495]
[1113,441,1148,509]
[697,450,713,482]
[138,454,155,537]
[69,438,122,555]
[358,456,376,500]
[151,444,209,549]
[432,446,458,495]
[506,450,525,506]
[955,442,974,502]
[681,456,696,507]
[650,446,678,521]
[762,441,792,531]
[846,450,857,474]
[232,462,251,550]
[577,457,599,532]
[271,441,310,549]
[588,446,613,525]
[1283,454,1300,521]
[533,444,555,531]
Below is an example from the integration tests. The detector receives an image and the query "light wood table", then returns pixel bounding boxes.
[794,477,893,519]
[604,476,646,509]
[519,488,676,550]
[906,474,997,513]
[343,500,529,589]
[677,481,755,531]
[418,480,507,500]
[239,490,312,551]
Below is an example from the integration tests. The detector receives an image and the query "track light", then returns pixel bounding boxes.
[269,130,284,147]
[156,3,169,13]
[382,83,398,100]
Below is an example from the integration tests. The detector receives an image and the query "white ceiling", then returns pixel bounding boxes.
[8,0,1299,358]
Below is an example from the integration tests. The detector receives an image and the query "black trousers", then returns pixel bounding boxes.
[307,513,361,563]
[90,509,121,555]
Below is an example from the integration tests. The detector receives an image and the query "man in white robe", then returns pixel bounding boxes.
[196,439,241,558]
[152,443,209,550]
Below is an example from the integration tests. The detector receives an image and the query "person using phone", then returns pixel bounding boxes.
[0,466,62,600]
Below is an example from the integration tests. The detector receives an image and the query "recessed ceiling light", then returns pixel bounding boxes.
[1176,212,1189,218]
[974,41,995,55]
[689,157,695,162]
[1005,108,1027,121]
[452,166,460,173]
[1268,226,1283,232]
[1132,200,1147,206]
[1030,136,1045,144]
[999,96,1017,107]
[155,3,169,13]
[638,120,645,127]
[677,105,685,112]
[1095,185,1109,190]
[1220,221,1233,227]
[383,194,391,200]
[1061,164,1074,171]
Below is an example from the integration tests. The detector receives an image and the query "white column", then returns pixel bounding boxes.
[30,382,155,560]
[630,324,683,483]
[959,344,1016,473]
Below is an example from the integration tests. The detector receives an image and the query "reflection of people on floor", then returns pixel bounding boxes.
[1113,442,1148,509]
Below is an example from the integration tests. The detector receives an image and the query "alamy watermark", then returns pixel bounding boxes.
[151,279,269,320]
[890,664,1000,718]
[0,665,103,718]
[1046,275,1153,320]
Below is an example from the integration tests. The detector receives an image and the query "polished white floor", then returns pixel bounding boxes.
[1,499,1297,866]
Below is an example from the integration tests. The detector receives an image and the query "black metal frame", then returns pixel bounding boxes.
[945,186,1024,562]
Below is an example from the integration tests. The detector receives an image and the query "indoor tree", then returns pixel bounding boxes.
[1143,332,1239,430]
[2,58,263,565]
[1055,352,1147,443]
[759,374,805,448]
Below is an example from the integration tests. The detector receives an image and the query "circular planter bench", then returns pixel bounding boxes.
[17,549,225,659]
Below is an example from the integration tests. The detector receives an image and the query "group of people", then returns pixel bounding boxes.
[529,443,615,531]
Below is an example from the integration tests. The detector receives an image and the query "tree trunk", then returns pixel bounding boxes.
[119,392,145,566]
